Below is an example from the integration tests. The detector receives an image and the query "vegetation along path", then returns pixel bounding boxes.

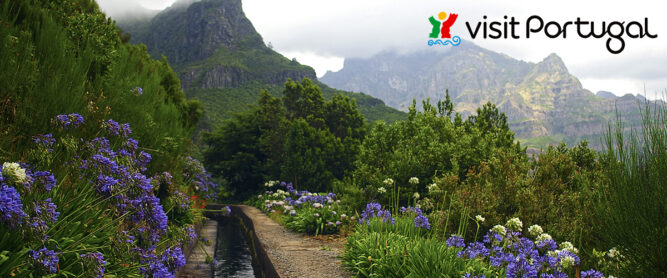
[238,205,349,278]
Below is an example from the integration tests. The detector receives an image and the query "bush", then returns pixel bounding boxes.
[597,101,666,276]
[252,181,352,235]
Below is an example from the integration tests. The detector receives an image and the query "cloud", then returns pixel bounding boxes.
[97,0,667,96]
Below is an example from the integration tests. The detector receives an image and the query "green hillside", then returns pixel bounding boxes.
[119,0,405,133]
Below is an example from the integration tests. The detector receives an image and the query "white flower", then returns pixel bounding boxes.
[505,217,523,231]
[383,178,394,185]
[332,211,337,215]
[276,201,284,206]
[536,233,552,242]
[528,224,543,237]
[608,247,622,259]
[491,225,507,236]
[340,214,347,220]
[427,183,439,193]
[413,192,420,199]
[2,162,28,184]
[258,195,263,198]
[313,203,323,208]
[272,193,279,198]
[314,213,320,217]
[377,187,387,194]
[560,241,578,254]
[475,215,485,223]
[276,189,286,195]
[290,210,296,216]
[408,177,419,185]
[560,254,575,268]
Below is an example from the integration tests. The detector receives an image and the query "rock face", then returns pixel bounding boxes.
[119,0,405,130]
[321,43,655,147]
[121,0,316,89]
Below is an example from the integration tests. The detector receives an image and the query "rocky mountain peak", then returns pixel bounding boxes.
[536,53,568,73]
[127,0,263,65]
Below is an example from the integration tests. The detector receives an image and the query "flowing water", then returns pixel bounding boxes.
[213,218,257,278]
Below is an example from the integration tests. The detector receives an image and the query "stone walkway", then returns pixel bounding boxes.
[179,220,217,278]
[236,205,349,278]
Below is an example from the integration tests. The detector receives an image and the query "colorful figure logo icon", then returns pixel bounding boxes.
[428,11,461,46]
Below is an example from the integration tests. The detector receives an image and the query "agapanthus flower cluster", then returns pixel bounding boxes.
[54,113,84,129]
[359,202,394,225]
[446,235,465,248]
[1,163,61,237]
[408,177,419,185]
[183,157,216,200]
[2,114,207,277]
[399,206,430,229]
[27,198,60,240]
[0,183,27,227]
[80,252,107,278]
[172,191,191,209]
[257,181,348,235]
[103,119,132,138]
[33,134,55,151]
[414,215,430,229]
[161,247,186,272]
[452,218,603,278]
[29,247,60,274]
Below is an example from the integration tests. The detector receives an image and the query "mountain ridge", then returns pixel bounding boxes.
[119,0,405,130]
[321,42,653,148]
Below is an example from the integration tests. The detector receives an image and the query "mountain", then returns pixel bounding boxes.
[321,43,654,148]
[118,0,404,131]
[596,91,617,99]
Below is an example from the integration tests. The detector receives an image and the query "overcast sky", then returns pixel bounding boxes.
[97,0,667,97]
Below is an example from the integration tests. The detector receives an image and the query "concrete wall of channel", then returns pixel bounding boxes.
[205,204,280,278]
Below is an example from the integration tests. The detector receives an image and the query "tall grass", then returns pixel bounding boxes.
[600,99,666,276]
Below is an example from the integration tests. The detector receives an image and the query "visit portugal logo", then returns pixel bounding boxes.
[428,11,461,46]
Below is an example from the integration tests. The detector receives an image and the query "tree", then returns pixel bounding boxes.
[281,119,335,191]
[283,78,326,128]
[203,110,264,200]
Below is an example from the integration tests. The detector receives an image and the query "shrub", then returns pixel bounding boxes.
[597,101,666,276]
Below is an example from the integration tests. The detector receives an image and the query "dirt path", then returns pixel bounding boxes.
[237,205,350,278]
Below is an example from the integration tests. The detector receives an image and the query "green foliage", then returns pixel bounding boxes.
[438,143,606,253]
[351,99,522,210]
[0,0,200,170]
[284,205,342,236]
[0,0,211,276]
[342,229,493,277]
[204,79,366,198]
[597,102,666,276]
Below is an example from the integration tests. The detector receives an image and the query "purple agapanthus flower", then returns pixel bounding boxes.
[54,113,84,129]
[414,215,430,229]
[0,184,27,227]
[29,247,60,273]
[446,235,465,248]
[581,269,605,278]
[33,171,56,191]
[32,134,55,150]
[162,247,186,271]
[80,252,107,278]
